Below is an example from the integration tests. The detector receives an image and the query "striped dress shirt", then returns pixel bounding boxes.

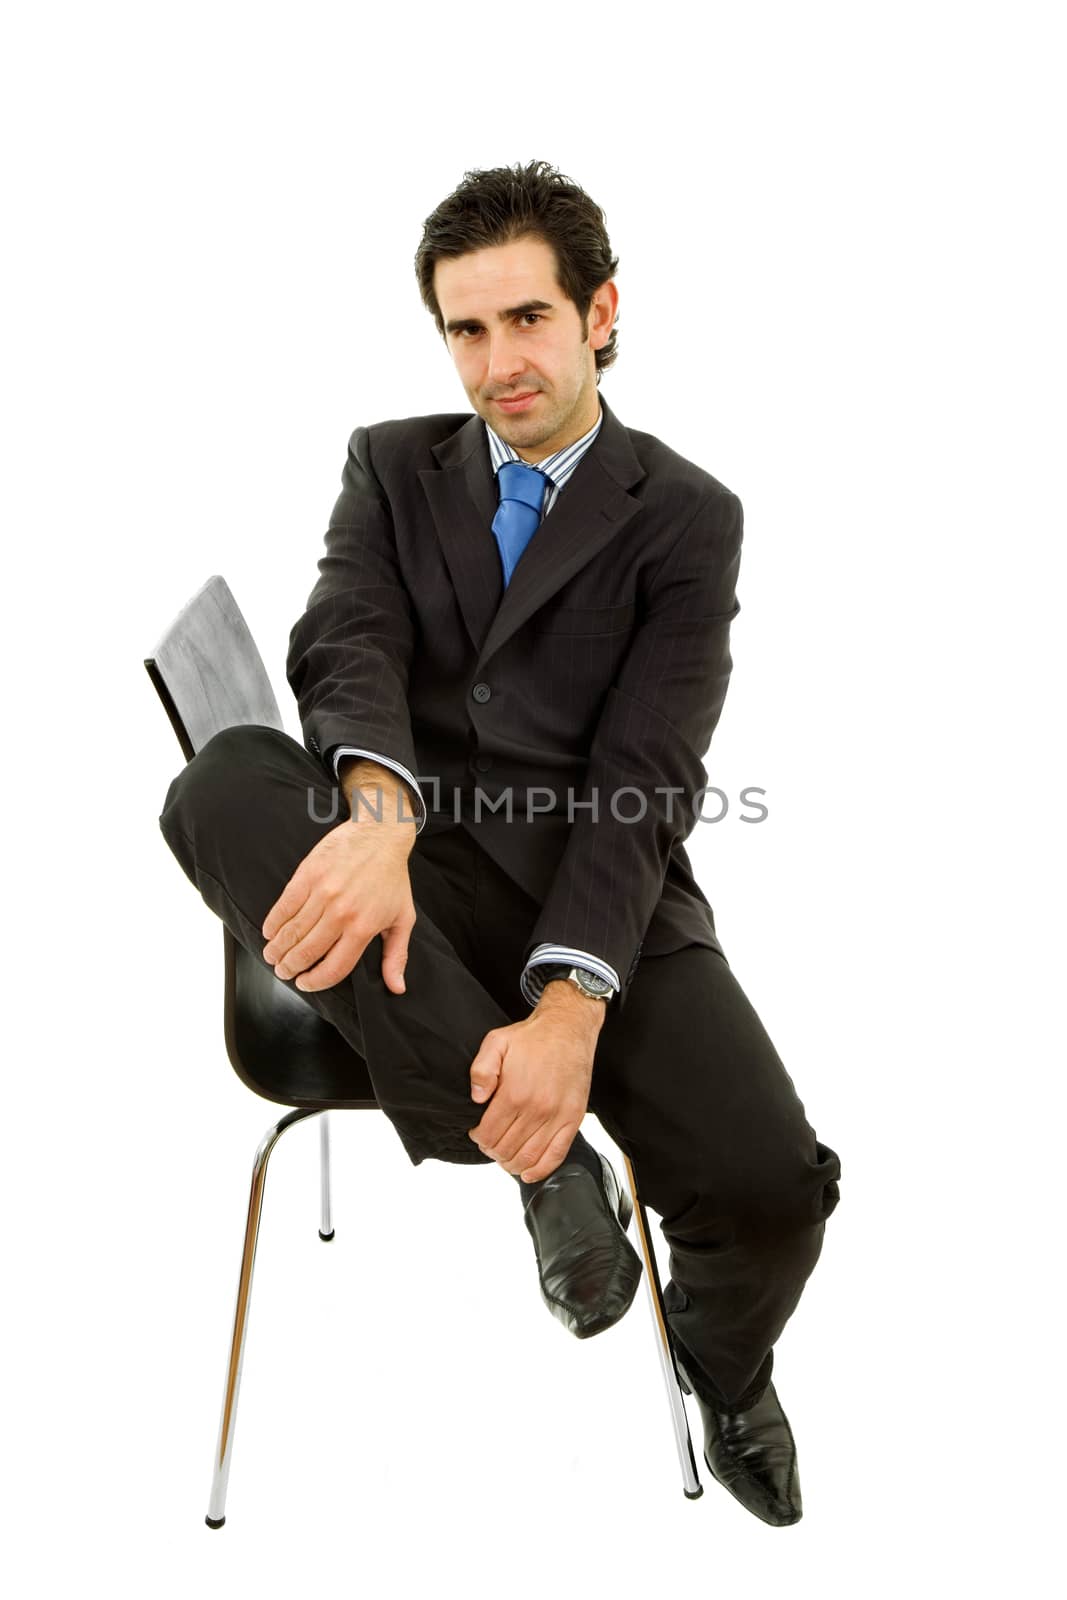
[332,403,621,1007]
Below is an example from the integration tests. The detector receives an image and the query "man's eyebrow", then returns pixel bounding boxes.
[444,300,555,334]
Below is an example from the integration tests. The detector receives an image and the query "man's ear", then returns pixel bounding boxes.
[588,278,619,351]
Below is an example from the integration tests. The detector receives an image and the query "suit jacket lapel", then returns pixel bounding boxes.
[418,416,502,658]
[418,392,647,667]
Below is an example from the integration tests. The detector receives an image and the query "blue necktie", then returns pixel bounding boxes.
[492,460,548,586]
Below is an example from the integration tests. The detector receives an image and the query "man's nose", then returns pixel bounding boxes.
[486,330,526,387]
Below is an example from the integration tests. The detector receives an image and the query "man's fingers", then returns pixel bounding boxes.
[517,1123,579,1184]
[293,931,368,993]
[493,1115,555,1173]
[474,1107,529,1162]
[468,1031,505,1105]
[380,918,415,996]
[262,873,310,943]
[264,899,322,970]
[271,915,329,972]
[271,911,341,982]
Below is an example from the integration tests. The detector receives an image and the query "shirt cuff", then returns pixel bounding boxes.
[331,746,427,834]
[520,944,621,1008]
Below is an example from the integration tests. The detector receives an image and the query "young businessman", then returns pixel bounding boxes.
[160,159,841,1527]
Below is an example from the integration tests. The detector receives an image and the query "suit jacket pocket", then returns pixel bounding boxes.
[530,601,637,636]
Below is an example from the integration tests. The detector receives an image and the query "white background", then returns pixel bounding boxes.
[3,1,1063,1593]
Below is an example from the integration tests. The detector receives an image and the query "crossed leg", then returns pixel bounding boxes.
[160,723,841,1405]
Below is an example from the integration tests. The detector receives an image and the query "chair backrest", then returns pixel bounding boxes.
[144,575,284,759]
[145,574,378,1111]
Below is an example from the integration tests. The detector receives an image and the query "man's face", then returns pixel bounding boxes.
[434,235,617,462]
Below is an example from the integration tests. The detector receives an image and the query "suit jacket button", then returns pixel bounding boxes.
[472,682,492,703]
[474,755,493,772]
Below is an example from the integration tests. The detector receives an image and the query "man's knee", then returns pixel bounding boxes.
[737,1134,842,1243]
[159,725,299,871]
[161,724,294,827]
[664,1128,841,1253]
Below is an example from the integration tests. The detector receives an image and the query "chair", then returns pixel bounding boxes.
[145,574,705,1528]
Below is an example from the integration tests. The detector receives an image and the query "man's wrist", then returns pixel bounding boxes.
[537,979,608,1029]
[337,759,419,845]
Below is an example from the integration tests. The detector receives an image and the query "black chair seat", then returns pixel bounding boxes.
[225,937,377,1109]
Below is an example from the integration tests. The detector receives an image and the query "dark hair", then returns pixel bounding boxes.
[414,159,620,378]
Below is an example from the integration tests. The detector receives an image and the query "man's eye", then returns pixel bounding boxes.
[453,315,540,337]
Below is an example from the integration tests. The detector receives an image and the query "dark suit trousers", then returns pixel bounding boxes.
[159,725,841,1414]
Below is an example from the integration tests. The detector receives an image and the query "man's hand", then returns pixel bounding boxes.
[467,983,607,1182]
[262,762,416,994]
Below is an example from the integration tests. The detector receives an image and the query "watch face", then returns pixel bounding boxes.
[573,970,613,997]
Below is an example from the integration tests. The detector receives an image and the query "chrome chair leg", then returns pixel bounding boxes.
[318,1112,334,1242]
[206,1106,324,1529]
[621,1153,704,1500]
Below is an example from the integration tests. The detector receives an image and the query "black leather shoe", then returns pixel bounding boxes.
[676,1359,803,1526]
[521,1151,643,1338]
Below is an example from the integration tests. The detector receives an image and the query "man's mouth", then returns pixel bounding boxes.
[495,393,539,413]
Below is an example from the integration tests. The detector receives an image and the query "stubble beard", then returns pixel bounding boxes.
[486,384,583,457]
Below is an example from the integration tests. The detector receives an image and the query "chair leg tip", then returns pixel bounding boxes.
[318,1229,335,1242]
[683,1486,704,1500]
[205,1515,226,1529]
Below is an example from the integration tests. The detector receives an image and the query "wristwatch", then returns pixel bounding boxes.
[538,963,615,1002]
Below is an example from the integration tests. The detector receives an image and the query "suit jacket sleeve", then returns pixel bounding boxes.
[286,426,424,825]
[521,485,743,1007]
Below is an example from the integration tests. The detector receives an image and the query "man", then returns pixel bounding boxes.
[160,159,841,1527]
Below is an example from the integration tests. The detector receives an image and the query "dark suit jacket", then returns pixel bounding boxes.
[286,392,743,1011]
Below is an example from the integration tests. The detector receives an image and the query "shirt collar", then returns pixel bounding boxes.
[484,403,603,489]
